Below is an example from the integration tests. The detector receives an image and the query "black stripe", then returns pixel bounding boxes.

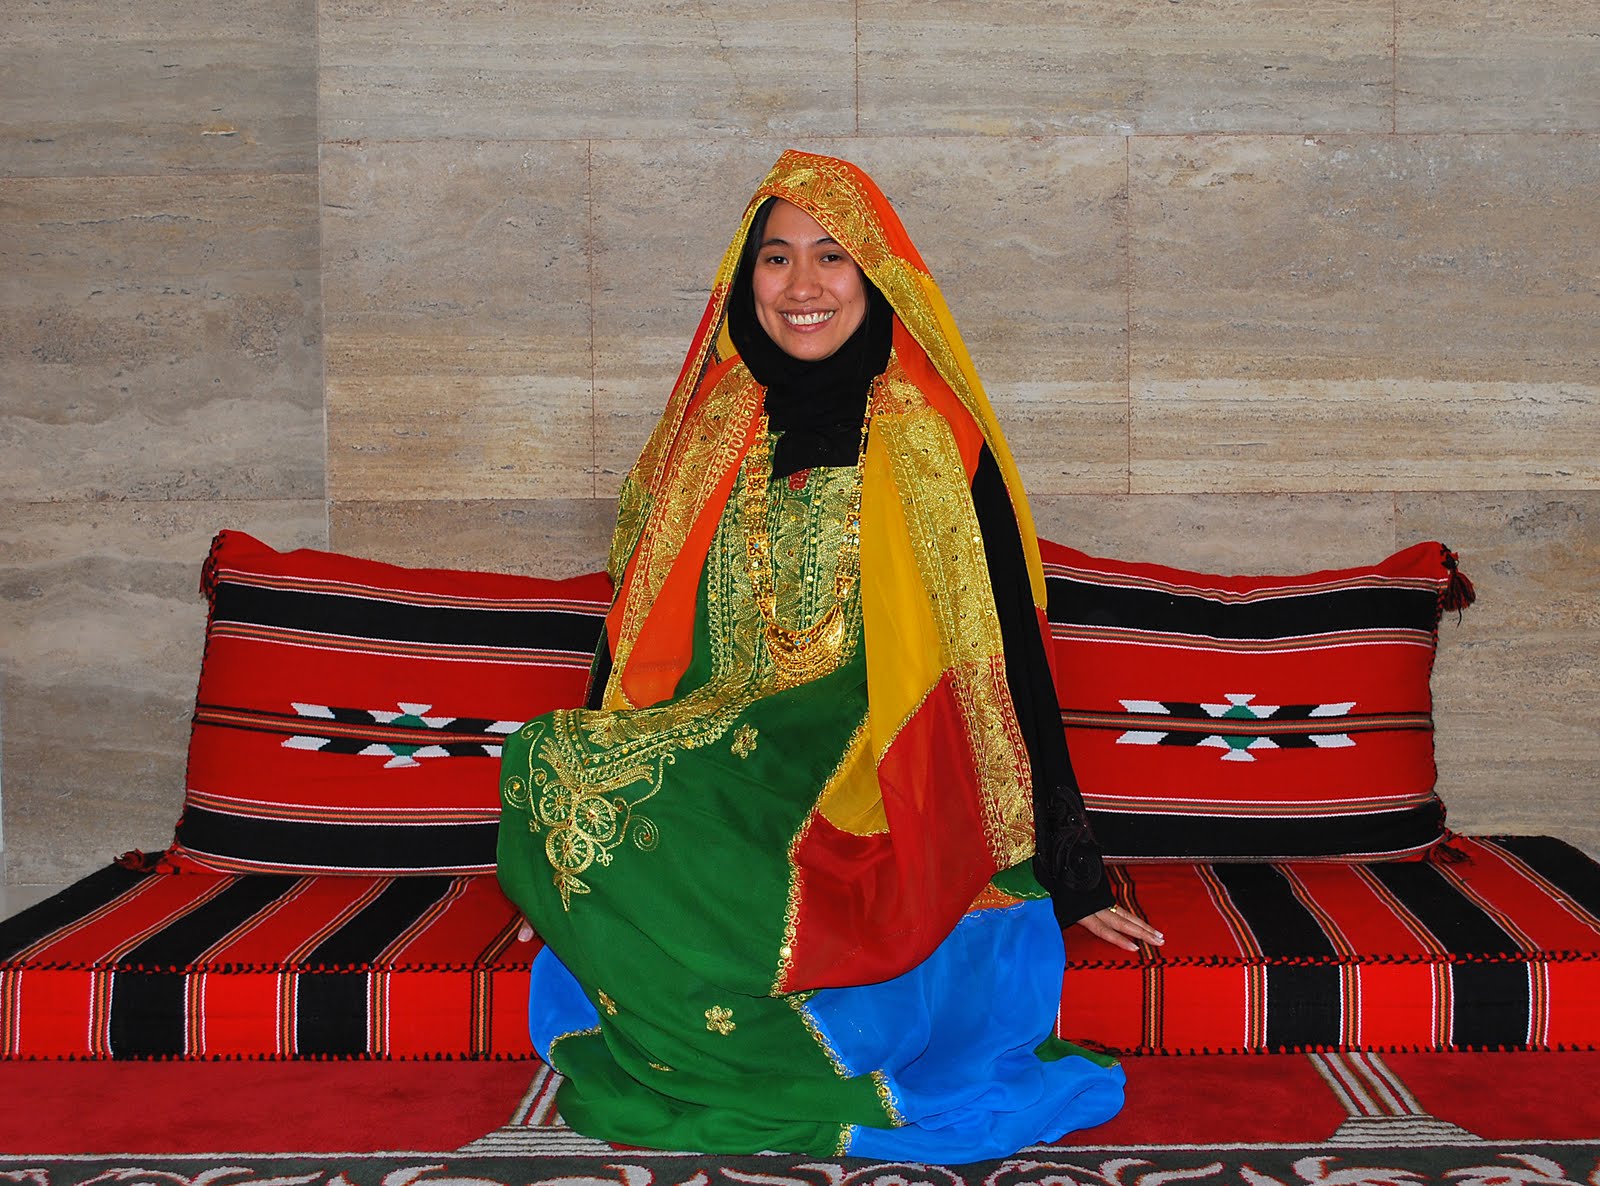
[1046,577,1440,641]
[1210,865,1339,957]
[173,806,498,873]
[1451,961,1534,1049]
[1492,835,1600,923]
[1087,803,1444,861]
[1264,963,1345,1050]
[212,580,606,653]
[1210,865,1342,1048]
[0,865,145,962]
[1367,862,1523,956]
[109,877,302,1058]
[294,879,457,1056]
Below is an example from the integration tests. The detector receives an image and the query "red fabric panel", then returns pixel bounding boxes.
[784,676,996,992]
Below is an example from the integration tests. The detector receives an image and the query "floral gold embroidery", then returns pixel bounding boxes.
[731,724,759,759]
[704,1005,736,1036]
[506,718,665,910]
[648,1062,675,1073]
[597,990,618,1017]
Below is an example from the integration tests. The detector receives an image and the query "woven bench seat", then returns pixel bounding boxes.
[4,835,1597,1060]
[0,865,537,1060]
[1060,835,1600,1055]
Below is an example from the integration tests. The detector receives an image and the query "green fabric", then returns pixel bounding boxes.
[498,461,896,1154]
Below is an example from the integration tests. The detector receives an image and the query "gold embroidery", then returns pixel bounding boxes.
[704,1005,736,1036]
[606,366,762,706]
[739,396,870,691]
[648,1061,674,1073]
[878,406,1033,868]
[508,422,867,915]
[506,717,666,910]
[597,990,618,1017]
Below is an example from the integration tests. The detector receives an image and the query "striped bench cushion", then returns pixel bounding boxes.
[4,836,1595,1059]
[0,864,537,1060]
[1061,835,1600,1054]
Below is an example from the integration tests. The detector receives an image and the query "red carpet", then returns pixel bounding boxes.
[2,1052,1598,1156]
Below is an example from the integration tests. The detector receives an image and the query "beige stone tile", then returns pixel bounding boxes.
[322,140,592,501]
[1398,492,1599,848]
[0,500,326,886]
[0,173,324,501]
[330,499,616,579]
[1129,134,1600,492]
[0,0,316,177]
[590,137,1129,495]
[319,1,856,143]
[1398,1,1600,132]
[1028,492,1399,572]
[860,0,1393,135]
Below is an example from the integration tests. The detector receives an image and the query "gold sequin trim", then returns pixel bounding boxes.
[871,1069,907,1127]
[787,996,850,1078]
[545,1024,602,1075]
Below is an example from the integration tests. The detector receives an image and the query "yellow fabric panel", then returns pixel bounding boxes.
[860,418,945,765]
[815,722,887,835]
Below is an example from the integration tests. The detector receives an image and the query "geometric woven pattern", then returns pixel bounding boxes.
[1043,539,1471,862]
[3,836,1596,1060]
[1060,836,1600,1054]
[167,531,611,876]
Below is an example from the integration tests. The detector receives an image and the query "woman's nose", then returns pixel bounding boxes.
[787,260,822,298]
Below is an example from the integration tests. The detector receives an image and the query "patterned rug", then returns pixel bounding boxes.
[3,1054,1597,1184]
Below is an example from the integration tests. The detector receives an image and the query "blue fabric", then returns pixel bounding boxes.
[527,899,1123,1162]
[806,899,1124,1163]
[527,944,599,1066]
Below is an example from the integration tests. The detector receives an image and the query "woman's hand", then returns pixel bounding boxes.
[1075,905,1164,952]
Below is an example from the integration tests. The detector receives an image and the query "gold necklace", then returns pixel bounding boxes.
[739,386,875,688]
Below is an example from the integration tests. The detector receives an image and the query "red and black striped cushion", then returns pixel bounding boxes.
[1060,835,1600,1054]
[1042,540,1471,862]
[168,531,611,875]
[0,864,538,1060]
[3,836,1594,1059]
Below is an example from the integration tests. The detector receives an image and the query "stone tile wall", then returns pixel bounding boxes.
[3,1,1595,884]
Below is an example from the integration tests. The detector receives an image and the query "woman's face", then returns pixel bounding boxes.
[750,199,868,363]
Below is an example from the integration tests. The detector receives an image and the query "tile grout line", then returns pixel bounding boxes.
[588,140,599,501]
[1123,135,1135,495]
[1391,0,1400,135]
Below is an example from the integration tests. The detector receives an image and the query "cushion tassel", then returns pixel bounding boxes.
[1440,546,1476,615]
[116,848,180,874]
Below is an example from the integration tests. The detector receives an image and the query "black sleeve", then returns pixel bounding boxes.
[584,629,612,711]
[972,446,1114,926]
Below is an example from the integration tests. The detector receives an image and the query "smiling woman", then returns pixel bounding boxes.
[495,150,1159,1163]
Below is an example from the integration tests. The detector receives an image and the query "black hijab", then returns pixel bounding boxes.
[726,198,894,477]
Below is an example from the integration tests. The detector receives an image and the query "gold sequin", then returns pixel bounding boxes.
[704,1006,736,1036]
[597,990,618,1017]
[731,724,759,759]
